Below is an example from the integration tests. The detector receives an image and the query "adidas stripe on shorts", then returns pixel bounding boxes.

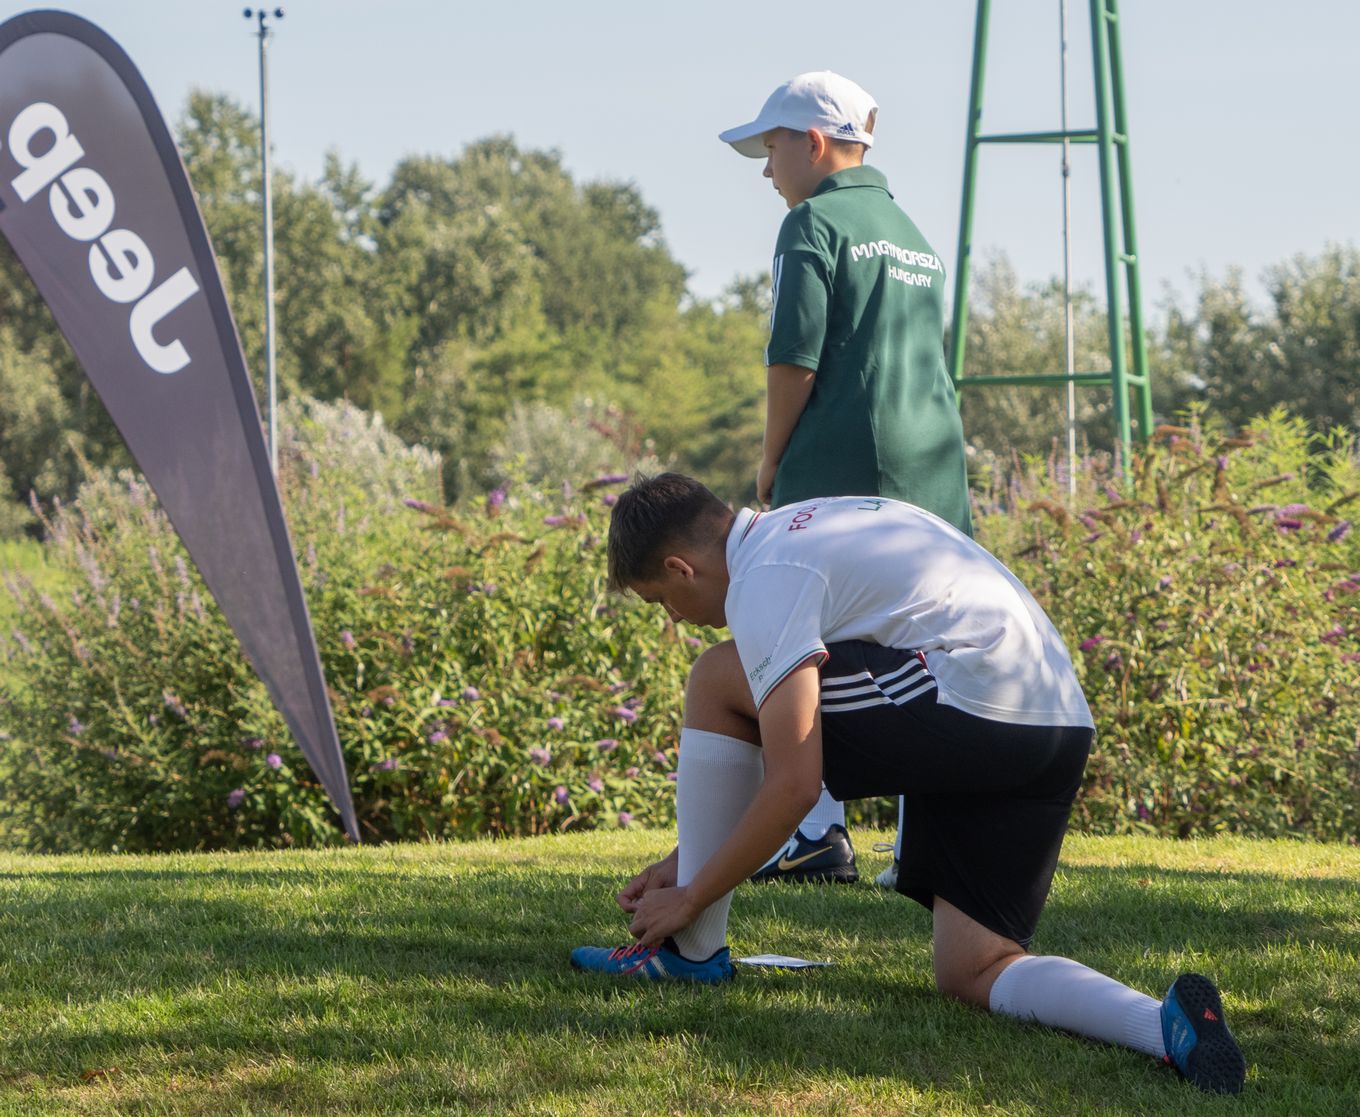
[817,640,1093,947]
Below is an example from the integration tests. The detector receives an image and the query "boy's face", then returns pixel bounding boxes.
[629,561,726,630]
[761,128,819,209]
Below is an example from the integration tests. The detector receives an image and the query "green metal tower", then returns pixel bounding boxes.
[949,0,1154,467]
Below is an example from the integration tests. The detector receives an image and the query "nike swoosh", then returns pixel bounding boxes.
[777,845,834,871]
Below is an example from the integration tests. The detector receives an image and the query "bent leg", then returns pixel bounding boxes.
[934,898,1166,1058]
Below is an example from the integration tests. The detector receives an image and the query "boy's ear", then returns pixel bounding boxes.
[662,554,696,579]
[807,128,829,162]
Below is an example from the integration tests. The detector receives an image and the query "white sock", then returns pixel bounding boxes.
[893,796,905,859]
[988,954,1167,1058]
[671,727,763,961]
[798,785,845,841]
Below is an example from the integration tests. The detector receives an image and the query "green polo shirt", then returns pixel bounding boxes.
[766,165,972,535]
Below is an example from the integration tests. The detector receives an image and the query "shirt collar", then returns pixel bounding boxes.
[811,164,892,200]
[726,507,760,568]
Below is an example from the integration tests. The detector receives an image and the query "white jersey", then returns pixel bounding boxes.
[724,498,1094,729]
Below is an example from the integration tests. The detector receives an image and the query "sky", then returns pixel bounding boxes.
[3,1,1358,314]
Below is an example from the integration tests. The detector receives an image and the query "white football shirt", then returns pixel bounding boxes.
[724,497,1094,728]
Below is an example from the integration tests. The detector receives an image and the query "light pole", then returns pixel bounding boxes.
[244,6,283,474]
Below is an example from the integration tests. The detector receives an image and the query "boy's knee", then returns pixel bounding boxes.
[683,641,759,739]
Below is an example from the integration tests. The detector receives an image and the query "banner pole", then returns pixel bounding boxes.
[248,7,282,475]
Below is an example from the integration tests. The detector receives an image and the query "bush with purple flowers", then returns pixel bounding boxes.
[974,409,1360,840]
[0,399,698,850]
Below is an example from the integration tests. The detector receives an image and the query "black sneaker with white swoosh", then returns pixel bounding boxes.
[749,823,859,884]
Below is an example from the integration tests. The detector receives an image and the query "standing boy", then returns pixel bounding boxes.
[570,474,1247,1097]
[720,72,972,882]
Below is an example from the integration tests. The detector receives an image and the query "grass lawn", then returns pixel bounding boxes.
[0,831,1356,1116]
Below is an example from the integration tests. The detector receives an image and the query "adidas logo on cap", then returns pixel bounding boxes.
[837,121,857,135]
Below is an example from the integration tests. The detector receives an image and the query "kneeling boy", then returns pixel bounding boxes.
[570,473,1246,1096]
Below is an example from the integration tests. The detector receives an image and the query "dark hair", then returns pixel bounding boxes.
[607,473,733,592]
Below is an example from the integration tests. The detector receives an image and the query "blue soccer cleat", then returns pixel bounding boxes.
[569,937,734,983]
[1160,972,1246,1094]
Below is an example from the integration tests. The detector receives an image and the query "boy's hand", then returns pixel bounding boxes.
[628,884,698,948]
[616,847,679,913]
[756,458,777,506]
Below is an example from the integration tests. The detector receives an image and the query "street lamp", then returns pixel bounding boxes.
[244,7,284,474]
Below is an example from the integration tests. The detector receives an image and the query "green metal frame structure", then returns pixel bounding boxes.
[948,0,1154,465]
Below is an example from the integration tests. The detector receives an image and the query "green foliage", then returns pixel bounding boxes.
[0,399,701,851]
[977,409,1360,841]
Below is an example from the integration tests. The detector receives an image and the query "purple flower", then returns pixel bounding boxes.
[653,750,668,765]
[587,776,604,793]
[618,811,633,827]
[601,493,618,507]
[462,686,481,701]
[1327,520,1352,543]
[243,737,263,750]
[162,689,187,719]
[487,487,507,510]
[543,515,566,526]
[1321,624,1346,645]
[266,752,282,769]
[596,738,618,752]
[1136,804,1149,820]
[382,695,396,707]
[1103,651,1123,672]
[340,629,356,649]
[625,766,640,779]
[438,698,458,707]
[376,757,398,771]
[1079,636,1105,652]
[547,716,565,731]
[684,636,702,647]
[428,729,448,744]
[1280,503,1310,515]
[1276,518,1303,532]
[666,772,679,781]
[227,788,245,809]
[1158,575,1173,589]
[612,706,638,723]
[67,715,84,736]
[529,747,551,766]
[361,706,373,718]
[404,498,437,514]
[554,785,570,805]
[595,473,629,486]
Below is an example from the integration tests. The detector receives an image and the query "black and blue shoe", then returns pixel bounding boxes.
[570,937,733,983]
[1160,973,1246,1094]
[749,823,859,884]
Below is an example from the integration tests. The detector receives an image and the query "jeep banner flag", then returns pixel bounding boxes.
[0,11,359,840]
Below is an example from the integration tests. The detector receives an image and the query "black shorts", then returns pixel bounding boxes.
[818,640,1093,947]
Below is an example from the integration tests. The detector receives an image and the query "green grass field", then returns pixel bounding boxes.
[0,831,1356,1116]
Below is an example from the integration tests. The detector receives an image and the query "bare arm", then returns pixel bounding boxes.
[758,363,816,504]
[627,662,825,947]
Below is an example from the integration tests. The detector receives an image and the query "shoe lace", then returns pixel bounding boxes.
[871,842,896,854]
[606,941,660,974]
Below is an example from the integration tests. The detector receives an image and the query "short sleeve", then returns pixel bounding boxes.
[726,565,830,708]
[766,211,831,370]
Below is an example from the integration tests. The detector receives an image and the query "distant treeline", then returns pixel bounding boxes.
[2,90,1357,534]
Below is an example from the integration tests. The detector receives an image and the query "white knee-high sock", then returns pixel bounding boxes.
[671,727,764,961]
[893,796,905,859]
[988,954,1166,1057]
[798,785,846,841]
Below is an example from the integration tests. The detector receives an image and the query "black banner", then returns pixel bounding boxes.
[0,10,358,840]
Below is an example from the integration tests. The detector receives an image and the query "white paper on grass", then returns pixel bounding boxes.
[735,953,832,968]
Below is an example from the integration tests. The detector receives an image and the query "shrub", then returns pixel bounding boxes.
[0,399,700,851]
[976,409,1360,841]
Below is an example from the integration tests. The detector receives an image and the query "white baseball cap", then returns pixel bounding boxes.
[719,71,878,159]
